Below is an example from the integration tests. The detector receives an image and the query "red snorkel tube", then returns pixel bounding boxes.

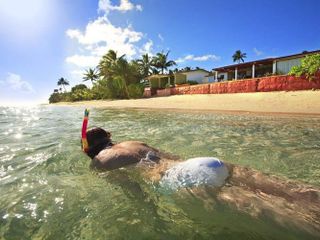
[81,109,89,153]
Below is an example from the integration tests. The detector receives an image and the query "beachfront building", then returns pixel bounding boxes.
[203,71,219,83]
[176,69,210,83]
[146,68,211,88]
[146,74,173,88]
[212,49,320,81]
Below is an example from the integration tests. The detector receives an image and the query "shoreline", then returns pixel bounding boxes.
[52,90,320,116]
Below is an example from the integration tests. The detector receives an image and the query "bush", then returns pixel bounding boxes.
[90,79,113,99]
[70,88,94,101]
[71,84,87,92]
[187,80,199,85]
[49,93,62,103]
[128,83,144,98]
[289,53,320,80]
[48,92,72,103]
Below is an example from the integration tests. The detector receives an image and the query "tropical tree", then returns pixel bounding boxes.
[152,51,176,74]
[83,68,99,84]
[57,77,69,92]
[182,66,191,71]
[98,50,125,78]
[98,50,143,98]
[173,68,179,73]
[232,50,247,63]
[152,68,160,75]
[136,54,154,77]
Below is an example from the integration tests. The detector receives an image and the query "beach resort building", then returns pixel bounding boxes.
[146,68,211,88]
[177,69,210,83]
[212,49,320,82]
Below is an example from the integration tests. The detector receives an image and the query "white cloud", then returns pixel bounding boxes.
[65,54,101,68]
[66,16,142,46]
[136,4,143,11]
[158,33,164,42]
[176,54,220,63]
[0,73,34,93]
[65,1,152,80]
[139,40,153,55]
[98,0,142,14]
[65,15,146,68]
[253,47,263,56]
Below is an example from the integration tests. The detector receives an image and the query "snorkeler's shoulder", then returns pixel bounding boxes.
[115,141,153,148]
[92,147,141,170]
[114,141,159,153]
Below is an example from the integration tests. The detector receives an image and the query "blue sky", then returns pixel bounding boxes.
[0,0,319,104]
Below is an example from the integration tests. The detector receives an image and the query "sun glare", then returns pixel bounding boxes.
[0,0,56,38]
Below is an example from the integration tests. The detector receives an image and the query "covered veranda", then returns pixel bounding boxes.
[213,58,274,81]
[146,74,186,88]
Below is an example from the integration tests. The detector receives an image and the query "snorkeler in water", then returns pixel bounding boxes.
[81,109,165,170]
[80,109,320,235]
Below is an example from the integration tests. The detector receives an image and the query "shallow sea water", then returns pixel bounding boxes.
[0,106,319,239]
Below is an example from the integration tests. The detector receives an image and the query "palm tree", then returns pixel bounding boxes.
[57,77,69,92]
[83,68,99,84]
[98,50,141,98]
[99,50,125,78]
[136,54,154,77]
[232,50,247,63]
[152,51,176,74]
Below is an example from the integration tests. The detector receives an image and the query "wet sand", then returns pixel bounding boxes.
[53,90,320,115]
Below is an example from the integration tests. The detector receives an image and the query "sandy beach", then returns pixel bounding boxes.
[53,90,320,115]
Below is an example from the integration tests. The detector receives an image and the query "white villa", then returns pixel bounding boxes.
[177,69,210,83]
[211,49,320,82]
[146,49,320,89]
[146,68,210,88]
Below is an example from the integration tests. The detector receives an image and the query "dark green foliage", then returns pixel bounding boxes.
[71,84,87,92]
[49,49,178,103]
[128,83,145,98]
[57,77,69,92]
[232,50,247,63]
[187,80,199,85]
[152,51,177,74]
[70,88,93,101]
[91,79,114,99]
[49,93,63,103]
[83,68,99,84]
[48,92,72,103]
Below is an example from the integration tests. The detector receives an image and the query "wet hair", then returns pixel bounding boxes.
[84,127,113,159]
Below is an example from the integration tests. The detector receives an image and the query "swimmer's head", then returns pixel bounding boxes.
[82,127,112,159]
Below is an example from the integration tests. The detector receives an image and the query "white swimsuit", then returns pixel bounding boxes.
[160,157,229,190]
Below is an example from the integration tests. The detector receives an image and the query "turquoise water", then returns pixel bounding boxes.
[0,106,319,239]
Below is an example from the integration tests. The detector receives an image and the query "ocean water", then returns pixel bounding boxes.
[0,106,319,239]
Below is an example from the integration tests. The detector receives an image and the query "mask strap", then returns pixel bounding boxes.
[81,109,89,152]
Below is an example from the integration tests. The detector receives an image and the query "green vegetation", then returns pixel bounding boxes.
[232,50,247,63]
[136,53,154,77]
[49,50,177,103]
[83,68,99,84]
[151,51,176,74]
[289,53,320,80]
[57,77,69,92]
[186,80,199,85]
